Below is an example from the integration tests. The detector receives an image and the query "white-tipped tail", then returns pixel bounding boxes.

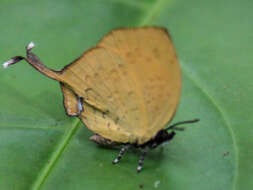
[3,59,14,68]
[27,41,35,50]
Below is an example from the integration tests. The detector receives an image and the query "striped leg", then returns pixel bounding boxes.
[137,148,148,173]
[112,145,130,164]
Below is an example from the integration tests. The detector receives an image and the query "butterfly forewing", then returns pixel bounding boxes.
[98,27,181,143]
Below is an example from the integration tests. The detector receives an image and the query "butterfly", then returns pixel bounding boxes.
[4,27,199,172]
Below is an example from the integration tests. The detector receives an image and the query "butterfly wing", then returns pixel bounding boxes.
[60,47,142,143]
[98,27,181,143]
[61,83,83,116]
[60,27,181,144]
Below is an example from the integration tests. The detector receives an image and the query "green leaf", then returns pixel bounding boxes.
[0,0,252,189]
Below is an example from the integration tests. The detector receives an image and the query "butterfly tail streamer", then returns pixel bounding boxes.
[3,42,64,82]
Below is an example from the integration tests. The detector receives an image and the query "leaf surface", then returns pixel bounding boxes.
[0,0,252,189]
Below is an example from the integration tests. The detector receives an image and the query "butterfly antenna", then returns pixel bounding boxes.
[166,119,200,131]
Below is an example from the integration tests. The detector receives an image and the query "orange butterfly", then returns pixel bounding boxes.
[4,27,199,172]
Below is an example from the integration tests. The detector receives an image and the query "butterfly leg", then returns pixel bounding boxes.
[112,144,130,164]
[137,147,148,173]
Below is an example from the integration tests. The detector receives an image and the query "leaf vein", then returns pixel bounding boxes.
[31,119,81,190]
[180,62,238,190]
